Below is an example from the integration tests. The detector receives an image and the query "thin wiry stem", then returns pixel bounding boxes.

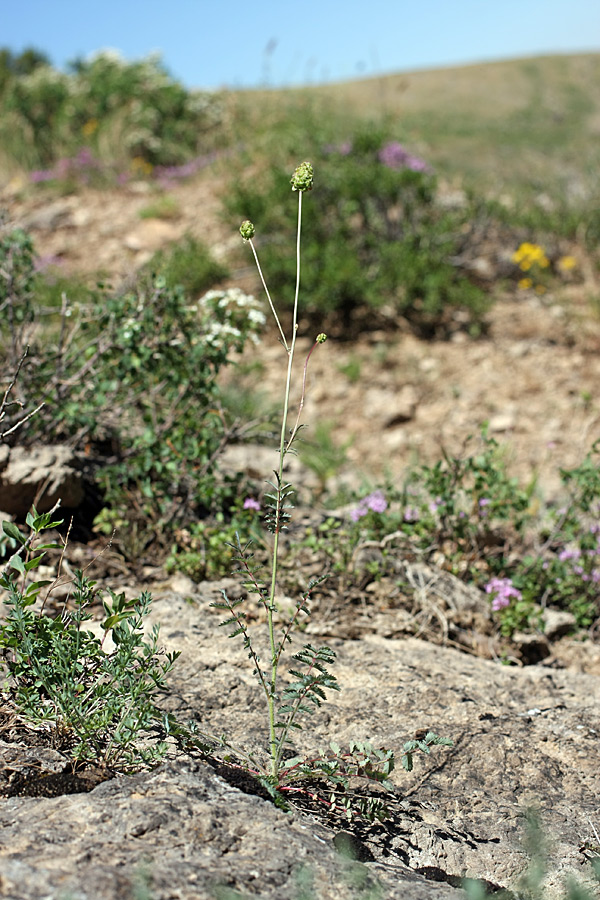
[263,189,304,778]
[248,239,288,350]
[286,335,320,454]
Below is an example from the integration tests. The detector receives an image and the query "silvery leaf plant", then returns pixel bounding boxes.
[207,162,452,820]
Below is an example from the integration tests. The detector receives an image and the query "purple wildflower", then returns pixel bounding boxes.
[154,150,219,186]
[30,169,55,183]
[378,142,409,169]
[350,490,387,521]
[558,547,581,562]
[404,506,420,523]
[478,498,491,517]
[378,141,430,173]
[323,141,353,156]
[405,154,430,172]
[485,577,522,611]
[243,498,261,511]
[366,490,387,513]
[74,147,101,170]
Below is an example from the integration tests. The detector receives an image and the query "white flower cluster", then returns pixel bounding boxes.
[201,287,257,309]
[203,321,243,347]
[86,48,126,65]
[199,288,266,348]
[119,316,142,341]
[20,65,68,90]
[247,308,266,326]
[187,91,223,125]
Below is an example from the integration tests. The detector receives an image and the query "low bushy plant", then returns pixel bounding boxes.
[165,508,263,583]
[0,226,36,369]
[308,430,600,639]
[0,230,265,548]
[0,508,182,770]
[404,437,600,631]
[144,233,228,298]
[512,445,600,630]
[227,128,489,335]
[0,49,223,175]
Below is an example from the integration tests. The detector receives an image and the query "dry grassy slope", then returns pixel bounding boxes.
[311,52,600,118]
[234,52,600,189]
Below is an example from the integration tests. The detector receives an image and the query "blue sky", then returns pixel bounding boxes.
[3,0,599,90]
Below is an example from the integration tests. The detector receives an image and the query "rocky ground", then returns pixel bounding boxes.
[1,168,600,899]
[1,585,599,899]
[3,163,600,494]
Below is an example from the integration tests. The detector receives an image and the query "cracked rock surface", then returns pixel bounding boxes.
[1,587,598,899]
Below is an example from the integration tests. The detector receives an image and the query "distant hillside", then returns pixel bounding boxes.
[232,53,600,201]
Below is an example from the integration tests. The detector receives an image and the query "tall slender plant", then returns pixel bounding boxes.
[210,162,452,819]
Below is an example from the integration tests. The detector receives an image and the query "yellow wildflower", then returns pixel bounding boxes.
[131,156,153,176]
[558,255,577,271]
[82,118,98,137]
[518,278,533,290]
[512,242,549,271]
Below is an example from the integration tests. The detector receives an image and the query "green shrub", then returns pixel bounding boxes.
[513,445,600,629]
[145,233,228,298]
[165,510,263,582]
[0,509,182,770]
[0,229,265,548]
[301,429,600,637]
[0,50,223,172]
[0,227,36,368]
[226,127,489,335]
[0,46,50,96]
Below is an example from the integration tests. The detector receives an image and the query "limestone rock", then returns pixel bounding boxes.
[21,197,79,231]
[364,385,418,426]
[123,219,181,252]
[0,585,598,899]
[0,759,462,900]
[542,608,577,640]
[0,444,84,515]
[488,412,516,433]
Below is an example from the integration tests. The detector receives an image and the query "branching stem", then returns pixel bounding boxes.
[248,239,288,350]
[264,189,304,778]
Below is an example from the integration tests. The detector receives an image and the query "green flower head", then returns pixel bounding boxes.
[239,220,256,241]
[316,333,327,344]
[290,161,314,192]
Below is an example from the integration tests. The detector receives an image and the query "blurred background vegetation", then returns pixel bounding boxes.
[1,46,599,640]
